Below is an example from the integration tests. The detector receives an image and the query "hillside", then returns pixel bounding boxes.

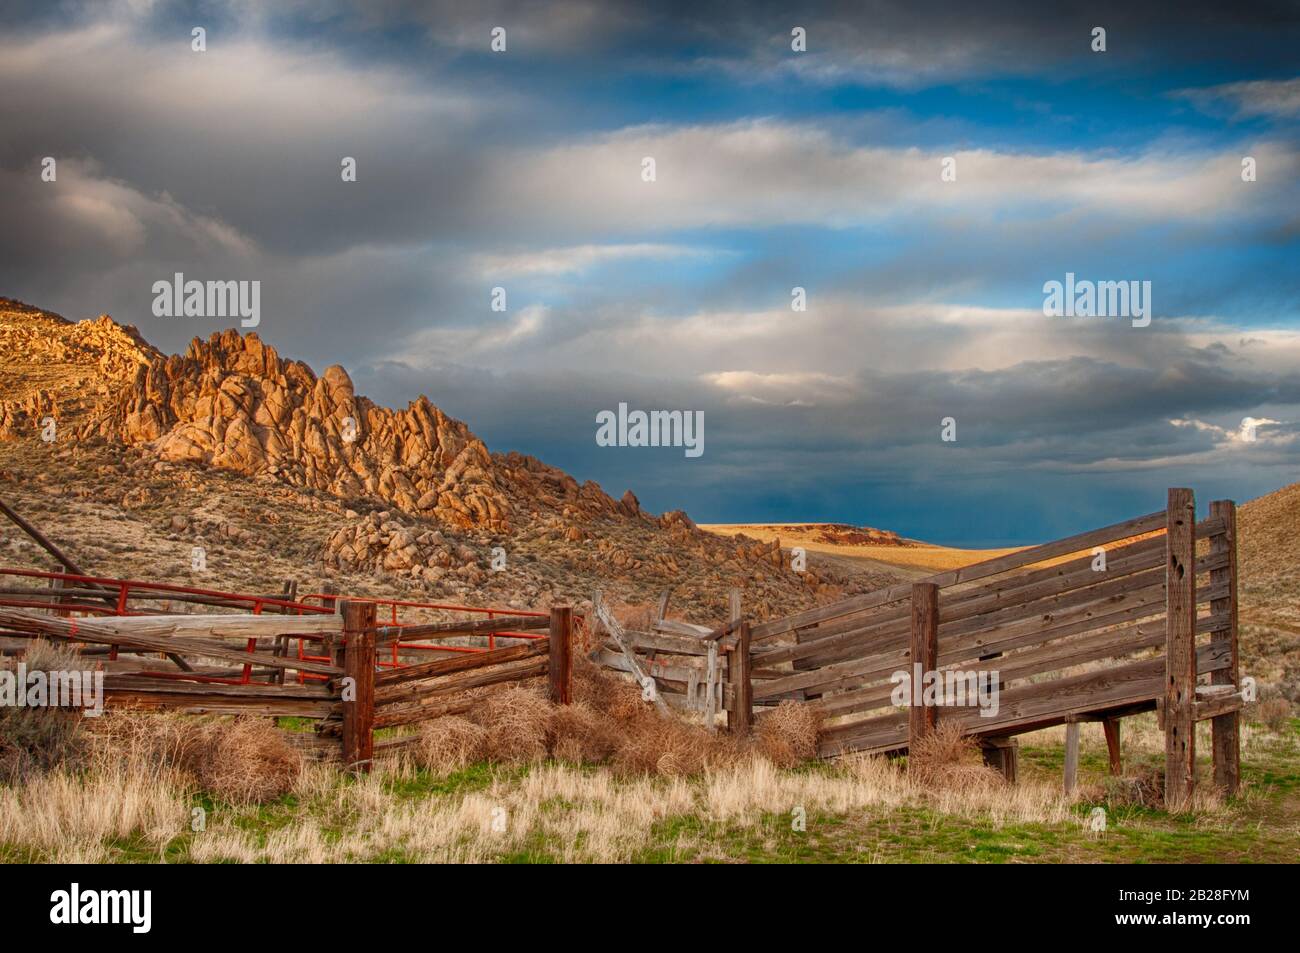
[1238,481,1300,697]
[702,521,1022,577]
[0,298,905,623]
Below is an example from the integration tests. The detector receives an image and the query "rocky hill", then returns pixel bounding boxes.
[0,298,904,622]
[0,298,158,439]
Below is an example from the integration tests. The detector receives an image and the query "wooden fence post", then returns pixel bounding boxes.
[728,620,753,735]
[1063,720,1080,794]
[271,578,297,685]
[909,582,939,750]
[48,564,69,618]
[341,599,376,774]
[548,605,573,705]
[1102,718,1122,775]
[1209,499,1240,796]
[1164,487,1197,810]
[320,582,342,668]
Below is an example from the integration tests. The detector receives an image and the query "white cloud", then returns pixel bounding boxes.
[485,120,1297,234]
[1178,77,1300,120]
[472,243,709,277]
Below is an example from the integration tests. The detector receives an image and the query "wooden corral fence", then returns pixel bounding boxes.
[594,488,1242,808]
[0,568,578,773]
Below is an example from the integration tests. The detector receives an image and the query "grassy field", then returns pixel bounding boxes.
[2,712,1294,864]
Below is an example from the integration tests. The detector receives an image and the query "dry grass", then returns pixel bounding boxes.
[1252,697,1293,733]
[0,640,93,781]
[0,762,189,862]
[177,751,1084,864]
[9,697,1282,863]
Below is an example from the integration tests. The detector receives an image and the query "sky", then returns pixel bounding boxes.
[1,0,1298,545]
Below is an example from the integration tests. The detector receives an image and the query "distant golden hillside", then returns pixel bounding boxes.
[1237,482,1300,696]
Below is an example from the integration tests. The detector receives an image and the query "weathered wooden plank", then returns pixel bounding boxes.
[753,610,909,667]
[102,690,337,719]
[0,608,344,676]
[375,654,549,707]
[591,648,711,683]
[937,536,1166,626]
[791,568,1149,672]
[1195,691,1244,722]
[374,639,547,687]
[0,609,341,640]
[370,613,549,643]
[812,619,1166,720]
[754,510,1167,641]
[908,583,939,751]
[936,582,1170,666]
[777,541,1217,672]
[102,674,334,699]
[595,595,672,716]
[1209,499,1240,796]
[823,656,1166,747]
[370,698,476,730]
[652,618,714,638]
[1164,488,1197,809]
[938,566,1165,642]
[626,629,718,656]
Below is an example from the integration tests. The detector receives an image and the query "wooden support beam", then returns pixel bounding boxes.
[728,620,753,736]
[979,737,1018,783]
[1063,721,1080,794]
[593,594,671,716]
[1103,718,1122,775]
[908,583,939,751]
[549,606,572,705]
[1164,487,1197,810]
[1209,499,1241,797]
[341,600,377,774]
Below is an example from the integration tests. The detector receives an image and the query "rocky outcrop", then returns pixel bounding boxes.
[323,511,488,586]
[84,329,515,532]
[0,299,157,439]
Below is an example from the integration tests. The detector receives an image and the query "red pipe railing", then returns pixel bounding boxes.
[0,566,572,688]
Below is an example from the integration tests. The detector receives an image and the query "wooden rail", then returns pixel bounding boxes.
[0,598,576,771]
